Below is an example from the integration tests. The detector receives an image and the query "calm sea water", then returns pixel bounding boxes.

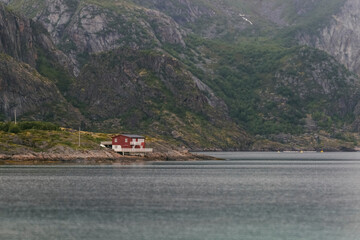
[1,152,360,240]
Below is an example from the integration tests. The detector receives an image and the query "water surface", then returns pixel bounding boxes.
[1,152,360,240]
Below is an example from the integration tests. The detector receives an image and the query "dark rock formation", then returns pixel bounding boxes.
[0,54,82,125]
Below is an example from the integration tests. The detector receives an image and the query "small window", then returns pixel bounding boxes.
[125,138,128,143]
[114,139,117,143]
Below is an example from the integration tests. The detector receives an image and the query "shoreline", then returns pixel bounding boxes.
[0,149,217,165]
[2,149,359,166]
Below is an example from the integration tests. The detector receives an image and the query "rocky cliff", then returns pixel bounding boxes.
[298,0,360,75]
[3,0,187,74]
[0,4,39,67]
[0,4,82,125]
[0,53,82,125]
[272,47,360,125]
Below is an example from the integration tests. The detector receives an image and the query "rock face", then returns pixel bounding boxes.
[0,4,74,73]
[272,47,360,119]
[0,54,82,124]
[69,48,250,149]
[0,4,82,125]
[5,0,186,72]
[298,0,360,75]
[0,5,38,67]
[72,49,212,120]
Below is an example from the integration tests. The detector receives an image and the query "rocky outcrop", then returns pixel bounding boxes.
[0,4,74,73]
[274,48,360,117]
[0,4,38,67]
[71,49,227,120]
[298,0,360,75]
[4,0,186,71]
[0,54,83,124]
[62,3,186,52]
[32,0,78,45]
[0,4,82,125]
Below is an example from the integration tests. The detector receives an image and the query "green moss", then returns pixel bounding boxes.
[36,49,74,93]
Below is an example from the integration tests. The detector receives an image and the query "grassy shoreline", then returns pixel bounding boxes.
[0,121,359,165]
[0,150,216,165]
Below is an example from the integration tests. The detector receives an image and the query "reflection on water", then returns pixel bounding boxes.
[1,152,360,240]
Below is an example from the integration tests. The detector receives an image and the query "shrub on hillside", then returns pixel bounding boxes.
[0,121,60,133]
[8,124,20,133]
[0,122,11,132]
[18,121,60,131]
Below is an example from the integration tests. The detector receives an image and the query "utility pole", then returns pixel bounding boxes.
[78,127,81,147]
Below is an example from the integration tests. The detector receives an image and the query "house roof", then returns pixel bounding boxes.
[112,134,145,139]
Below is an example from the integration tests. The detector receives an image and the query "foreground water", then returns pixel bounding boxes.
[1,152,360,240]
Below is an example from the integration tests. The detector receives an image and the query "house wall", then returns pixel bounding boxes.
[133,138,146,148]
[112,135,131,148]
[112,135,146,148]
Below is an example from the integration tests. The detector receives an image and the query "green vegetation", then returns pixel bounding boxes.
[171,33,358,136]
[71,48,251,150]
[36,49,74,93]
[0,121,110,153]
[275,0,346,44]
[0,121,60,133]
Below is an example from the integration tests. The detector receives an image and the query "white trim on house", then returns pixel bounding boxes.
[111,145,153,153]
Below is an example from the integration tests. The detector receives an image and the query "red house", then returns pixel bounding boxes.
[109,134,153,154]
[112,134,146,149]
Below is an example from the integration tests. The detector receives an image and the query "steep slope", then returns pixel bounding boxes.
[0,4,39,67]
[4,0,188,74]
[70,48,250,149]
[0,54,82,125]
[0,4,72,70]
[0,2,251,149]
[0,4,83,126]
[185,38,360,135]
[298,0,360,75]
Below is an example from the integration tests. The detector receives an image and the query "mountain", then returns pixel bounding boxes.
[297,0,360,75]
[1,0,360,150]
[0,2,250,150]
[69,48,251,149]
[0,4,82,126]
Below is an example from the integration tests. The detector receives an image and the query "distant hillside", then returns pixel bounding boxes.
[0,3,250,150]
[0,4,83,126]
[1,0,360,150]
